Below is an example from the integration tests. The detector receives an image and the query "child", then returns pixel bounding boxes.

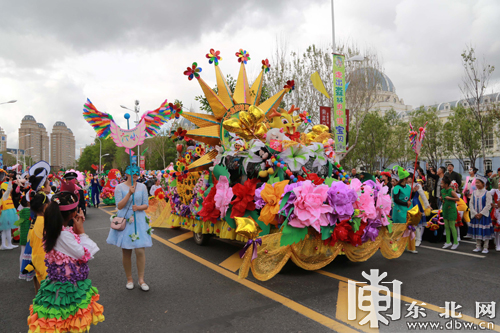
[467,174,494,253]
[392,166,412,224]
[15,191,35,280]
[0,179,20,249]
[412,178,431,247]
[441,176,460,249]
[27,191,104,332]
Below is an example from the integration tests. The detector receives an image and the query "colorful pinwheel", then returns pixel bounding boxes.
[184,62,202,80]
[299,111,312,124]
[284,80,295,93]
[235,49,251,64]
[206,49,222,65]
[168,103,183,119]
[261,59,270,73]
[173,127,187,141]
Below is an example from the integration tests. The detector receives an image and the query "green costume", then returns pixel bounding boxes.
[392,184,412,223]
[14,207,31,246]
[441,188,457,221]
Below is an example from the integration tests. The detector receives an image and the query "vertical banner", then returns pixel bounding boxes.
[333,54,347,152]
[0,153,3,169]
[140,155,146,170]
[319,106,332,130]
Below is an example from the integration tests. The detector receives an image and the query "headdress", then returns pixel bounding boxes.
[29,161,51,192]
[450,180,459,191]
[125,164,141,176]
[393,165,410,180]
[475,173,488,185]
[380,171,392,179]
[52,192,79,212]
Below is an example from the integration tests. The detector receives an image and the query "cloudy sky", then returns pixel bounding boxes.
[1,0,499,158]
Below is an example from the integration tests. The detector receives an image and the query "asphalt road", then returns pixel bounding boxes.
[1,206,500,333]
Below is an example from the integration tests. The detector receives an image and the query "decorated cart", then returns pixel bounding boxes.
[146,49,420,281]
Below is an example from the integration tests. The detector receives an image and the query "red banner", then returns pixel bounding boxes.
[140,155,145,170]
[319,106,331,129]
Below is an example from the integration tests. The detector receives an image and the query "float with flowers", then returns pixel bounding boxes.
[147,48,420,281]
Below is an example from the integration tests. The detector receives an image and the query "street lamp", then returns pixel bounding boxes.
[90,135,105,174]
[0,100,17,105]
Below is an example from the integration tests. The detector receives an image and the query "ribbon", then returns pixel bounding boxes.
[239,238,262,261]
[402,224,416,240]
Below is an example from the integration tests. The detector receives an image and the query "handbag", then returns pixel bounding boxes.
[110,186,135,231]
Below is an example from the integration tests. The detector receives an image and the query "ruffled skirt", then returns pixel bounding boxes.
[27,279,104,333]
[467,216,494,240]
[0,208,19,230]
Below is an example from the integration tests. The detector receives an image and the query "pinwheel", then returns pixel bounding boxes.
[408,121,428,188]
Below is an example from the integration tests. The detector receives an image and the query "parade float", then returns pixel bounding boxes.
[146,48,420,281]
[100,169,121,205]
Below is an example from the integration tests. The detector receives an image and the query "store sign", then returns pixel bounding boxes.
[319,106,331,129]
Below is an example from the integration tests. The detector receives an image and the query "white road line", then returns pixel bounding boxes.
[459,240,477,244]
[419,245,485,258]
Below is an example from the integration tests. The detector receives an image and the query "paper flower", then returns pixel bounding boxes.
[168,103,183,119]
[281,144,310,172]
[206,49,222,65]
[235,49,251,64]
[299,111,311,124]
[261,59,270,73]
[288,180,333,232]
[236,139,265,172]
[324,139,335,160]
[254,183,267,209]
[184,62,202,80]
[214,176,233,219]
[308,142,327,171]
[129,233,140,242]
[349,222,366,246]
[198,185,220,223]
[354,184,377,221]
[375,185,392,226]
[110,179,118,188]
[259,180,289,225]
[284,80,295,92]
[362,218,382,242]
[230,178,258,218]
[327,181,356,219]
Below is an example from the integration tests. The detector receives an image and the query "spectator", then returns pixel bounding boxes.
[444,163,462,189]
[427,163,446,209]
[463,167,478,203]
[351,168,359,179]
[380,171,392,192]
[490,168,500,190]
[486,169,494,190]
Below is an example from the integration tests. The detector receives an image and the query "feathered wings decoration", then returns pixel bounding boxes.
[408,122,428,155]
[83,99,176,148]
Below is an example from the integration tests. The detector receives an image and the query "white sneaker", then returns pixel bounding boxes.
[442,243,452,249]
[407,250,418,254]
[416,240,421,247]
[473,247,482,252]
[496,247,500,252]
[451,243,459,250]
[482,248,489,254]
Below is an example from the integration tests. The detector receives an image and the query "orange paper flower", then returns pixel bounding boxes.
[259,180,289,225]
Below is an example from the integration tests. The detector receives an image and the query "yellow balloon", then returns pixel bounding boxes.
[239,111,254,130]
[312,124,329,134]
[235,217,259,239]
[248,105,265,125]
[223,118,244,134]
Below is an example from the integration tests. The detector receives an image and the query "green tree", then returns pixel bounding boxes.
[77,138,118,173]
[194,74,236,115]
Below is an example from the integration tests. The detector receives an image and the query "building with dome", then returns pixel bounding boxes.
[19,115,50,162]
[51,121,76,170]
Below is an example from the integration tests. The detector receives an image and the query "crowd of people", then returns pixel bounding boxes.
[350,162,500,253]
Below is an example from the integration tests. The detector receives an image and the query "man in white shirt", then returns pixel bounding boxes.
[149,178,163,196]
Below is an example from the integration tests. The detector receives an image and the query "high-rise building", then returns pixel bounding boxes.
[0,127,6,151]
[50,122,76,170]
[19,115,50,162]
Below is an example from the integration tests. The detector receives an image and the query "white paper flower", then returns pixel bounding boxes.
[236,139,265,172]
[281,144,311,172]
[129,233,140,241]
[308,142,327,171]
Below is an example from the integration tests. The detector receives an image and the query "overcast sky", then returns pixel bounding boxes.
[1,0,499,158]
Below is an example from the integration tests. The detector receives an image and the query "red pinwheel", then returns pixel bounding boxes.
[184,62,202,80]
[206,49,222,65]
[168,103,183,119]
[284,80,295,92]
[173,127,187,141]
[235,49,251,64]
[261,59,270,73]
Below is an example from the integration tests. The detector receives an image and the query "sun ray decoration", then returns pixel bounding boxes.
[182,49,293,171]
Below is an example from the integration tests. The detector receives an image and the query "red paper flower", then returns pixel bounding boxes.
[284,80,295,92]
[348,222,366,247]
[183,62,202,80]
[305,173,324,185]
[235,49,251,64]
[230,178,258,218]
[261,59,270,73]
[206,49,222,65]
[198,186,220,223]
[326,220,352,246]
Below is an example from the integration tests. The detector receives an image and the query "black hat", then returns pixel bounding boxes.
[64,172,78,180]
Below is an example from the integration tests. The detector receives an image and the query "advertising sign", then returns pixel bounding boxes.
[333,53,347,152]
[319,106,331,129]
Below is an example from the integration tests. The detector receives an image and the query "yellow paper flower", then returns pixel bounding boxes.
[259,180,289,225]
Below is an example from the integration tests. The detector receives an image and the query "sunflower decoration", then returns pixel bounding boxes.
[195,145,205,157]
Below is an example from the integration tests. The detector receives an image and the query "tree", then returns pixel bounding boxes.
[459,45,496,172]
[266,41,384,160]
[442,106,483,170]
[77,138,118,173]
[0,151,17,166]
[408,107,444,169]
[141,130,177,170]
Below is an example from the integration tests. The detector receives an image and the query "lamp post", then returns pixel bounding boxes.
[0,100,17,105]
[91,135,103,174]
[120,101,142,158]
[24,147,34,170]
[100,153,109,174]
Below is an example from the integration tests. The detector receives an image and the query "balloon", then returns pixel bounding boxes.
[222,105,267,142]
[176,144,183,153]
[235,217,259,239]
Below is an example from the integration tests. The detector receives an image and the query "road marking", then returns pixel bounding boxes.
[317,270,500,332]
[152,234,357,333]
[336,281,379,332]
[169,231,194,244]
[459,240,477,244]
[419,245,485,258]
[219,251,244,272]
[99,208,114,215]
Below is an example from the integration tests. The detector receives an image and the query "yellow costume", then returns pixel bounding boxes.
[26,216,47,283]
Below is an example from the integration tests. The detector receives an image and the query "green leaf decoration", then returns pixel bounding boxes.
[351,217,361,232]
[213,164,230,181]
[324,177,338,186]
[225,206,236,229]
[280,223,308,246]
[268,172,280,184]
[279,191,292,215]
[247,210,270,236]
[386,217,393,233]
[204,184,213,197]
[170,179,177,188]
[321,225,335,240]
[277,167,285,181]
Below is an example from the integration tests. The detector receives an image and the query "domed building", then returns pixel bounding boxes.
[350,68,412,114]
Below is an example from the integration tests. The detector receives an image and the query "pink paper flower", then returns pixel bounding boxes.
[376,185,392,226]
[214,176,234,219]
[289,180,333,232]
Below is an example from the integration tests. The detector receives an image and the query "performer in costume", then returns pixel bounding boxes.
[16,191,35,280]
[392,166,412,224]
[463,167,477,204]
[27,190,104,332]
[0,178,20,250]
[441,176,460,249]
[411,178,430,247]
[489,178,500,251]
[467,174,494,254]
[107,164,152,291]
[90,174,101,208]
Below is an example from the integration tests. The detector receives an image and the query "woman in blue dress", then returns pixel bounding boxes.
[107,164,152,291]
